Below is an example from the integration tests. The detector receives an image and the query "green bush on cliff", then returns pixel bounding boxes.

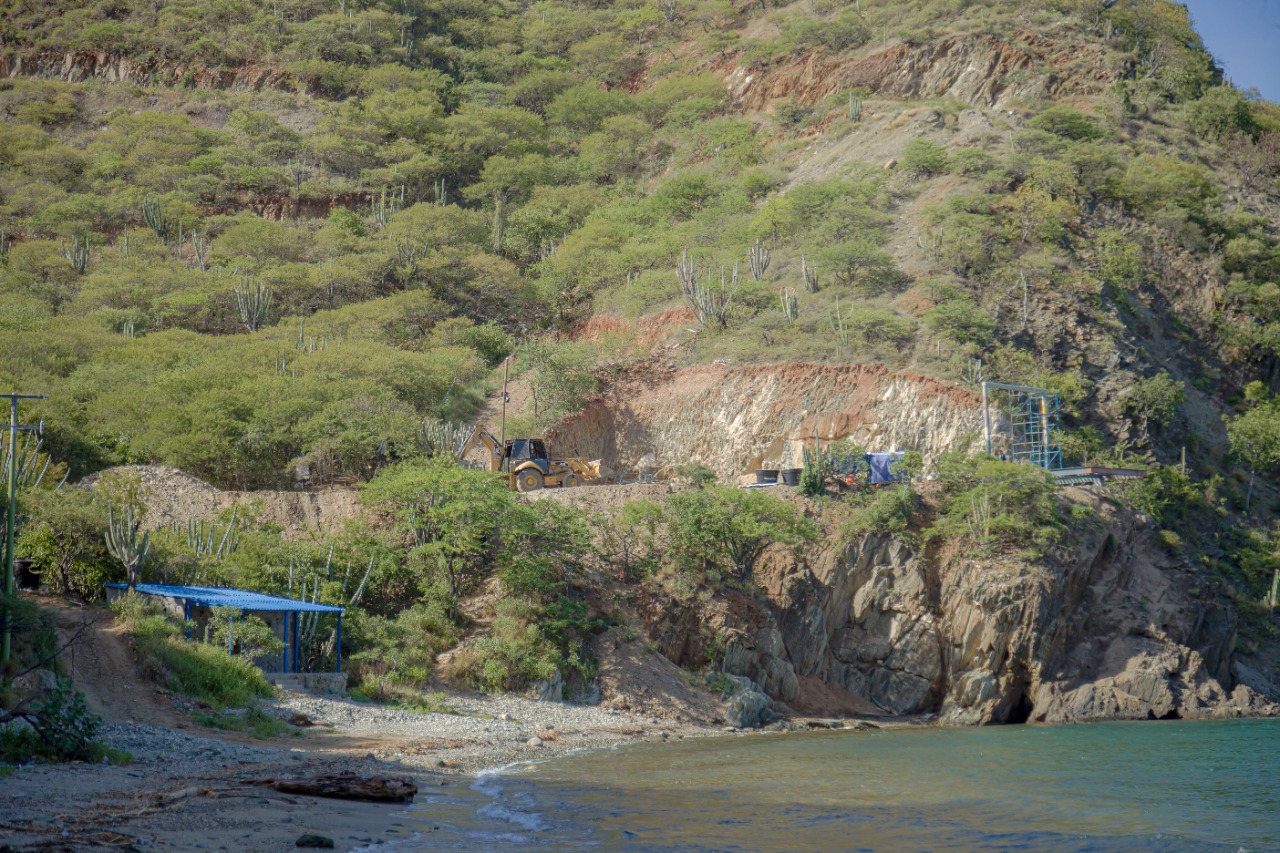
[665,484,818,582]
[929,455,1064,556]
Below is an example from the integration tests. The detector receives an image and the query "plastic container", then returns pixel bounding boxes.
[754,469,779,484]
[780,468,802,486]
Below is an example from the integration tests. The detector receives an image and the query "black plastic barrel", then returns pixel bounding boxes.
[780,468,802,486]
[754,469,779,484]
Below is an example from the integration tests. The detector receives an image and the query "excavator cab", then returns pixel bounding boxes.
[502,438,549,474]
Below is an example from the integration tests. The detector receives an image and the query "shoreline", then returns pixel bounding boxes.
[0,686,734,852]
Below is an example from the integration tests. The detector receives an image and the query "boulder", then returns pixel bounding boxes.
[724,680,772,729]
[533,669,563,702]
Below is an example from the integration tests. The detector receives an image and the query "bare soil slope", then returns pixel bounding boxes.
[42,596,186,728]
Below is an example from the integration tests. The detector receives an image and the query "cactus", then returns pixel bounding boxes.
[106,505,151,591]
[678,248,736,329]
[2,432,52,495]
[801,255,819,293]
[962,358,986,390]
[142,197,174,243]
[747,238,771,281]
[434,178,448,206]
[184,506,239,559]
[419,417,469,457]
[233,276,273,333]
[370,185,404,228]
[189,231,209,271]
[1270,568,1280,613]
[915,228,944,261]
[848,93,863,122]
[62,236,90,274]
[0,231,11,264]
[830,295,851,349]
[779,286,799,322]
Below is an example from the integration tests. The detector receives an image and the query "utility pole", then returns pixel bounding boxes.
[500,355,511,446]
[2,392,46,667]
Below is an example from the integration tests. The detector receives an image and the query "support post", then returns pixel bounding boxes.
[183,602,191,640]
[292,612,299,674]
[227,612,233,655]
[1,392,45,666]
[500,355,510,446]
[283,609,290,673]
[335,614,342,674]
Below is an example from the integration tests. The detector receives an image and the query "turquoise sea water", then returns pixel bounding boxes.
[371,719,1280,852]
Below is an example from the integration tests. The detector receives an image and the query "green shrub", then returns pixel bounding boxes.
[0,685,122,764]
[928,455,1065,555]
[349,604,457,695]
[466,599,564,692]
[899,140,950,178]
[665,484,818,581]
[1027,106,1104,140]
[112,593,275,709]
[844,486,916,540]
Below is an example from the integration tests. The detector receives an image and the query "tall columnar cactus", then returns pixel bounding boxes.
[233,277,273,333]
[779,287,799,322]
[184,505,239,559]
[142,197,174,243]
[801,255,819,293]
[370,185,404,228]
[419,417,469,458]
[106,505,150,591]
[1270,568,1280,613]
[830,295,851,349]
[62,236,90,274]
[848,93,863,122]
[747,239,771,281]
[677,248,736,328]
[189,231,209,271]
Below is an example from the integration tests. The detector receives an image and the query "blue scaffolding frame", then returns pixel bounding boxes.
[982,382,1063,471]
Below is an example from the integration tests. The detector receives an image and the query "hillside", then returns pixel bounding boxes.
[3,1,1280,721]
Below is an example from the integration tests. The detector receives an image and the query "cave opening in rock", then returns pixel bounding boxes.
[1007,690,1035,724]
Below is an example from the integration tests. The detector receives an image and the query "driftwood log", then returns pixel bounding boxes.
[245,774,417,803]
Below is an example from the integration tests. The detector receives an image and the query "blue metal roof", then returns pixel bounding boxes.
[106,583,345,614]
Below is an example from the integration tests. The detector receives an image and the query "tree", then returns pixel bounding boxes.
[665,485,817,581]
[17,488,111,596]
[1122,374,1185,445]
[360,458,516,603]
[1227,401,1280,513]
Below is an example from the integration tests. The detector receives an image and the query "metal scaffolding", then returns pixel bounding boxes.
[982,382,1063,471]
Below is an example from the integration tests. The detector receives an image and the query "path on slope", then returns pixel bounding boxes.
[42,595,187,728]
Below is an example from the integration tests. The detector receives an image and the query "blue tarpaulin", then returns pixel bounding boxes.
[866,451,905,485]
[105,583,344,613]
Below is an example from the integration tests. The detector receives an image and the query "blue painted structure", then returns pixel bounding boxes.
[106,583,344,673]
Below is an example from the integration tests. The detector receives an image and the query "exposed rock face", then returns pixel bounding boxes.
[0,51,295,92]
[724,31,1118,111]
[550,362,984,480]
[639,491,1277,725]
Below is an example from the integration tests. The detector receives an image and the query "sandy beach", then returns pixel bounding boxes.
[0,685,724,852]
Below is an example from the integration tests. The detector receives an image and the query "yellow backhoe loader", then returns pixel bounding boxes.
[457,427,600,492]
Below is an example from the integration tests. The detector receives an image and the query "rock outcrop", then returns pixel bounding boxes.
[724,31,1118,111]
[638,489,1277,725]
[550,362,984,480]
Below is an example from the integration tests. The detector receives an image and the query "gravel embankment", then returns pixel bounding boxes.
[266,689,716,773]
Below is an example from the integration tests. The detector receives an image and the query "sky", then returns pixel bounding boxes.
[1183,0,1280,102]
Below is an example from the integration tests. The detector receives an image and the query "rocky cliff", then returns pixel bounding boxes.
[635,488,1278,724]
[550,362,985,479]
